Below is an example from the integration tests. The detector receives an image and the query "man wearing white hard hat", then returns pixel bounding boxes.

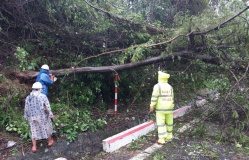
[36,64,56,96]
[24,82,55,152]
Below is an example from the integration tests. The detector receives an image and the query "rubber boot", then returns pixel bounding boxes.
[165,134,173,141]
[157,138,166,145]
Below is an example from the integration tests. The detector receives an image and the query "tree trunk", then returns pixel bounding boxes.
[12,50,221,80]
[148,0,156,23]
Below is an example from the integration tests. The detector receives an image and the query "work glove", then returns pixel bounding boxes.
[49,74,57,82]
[53,76,57,82]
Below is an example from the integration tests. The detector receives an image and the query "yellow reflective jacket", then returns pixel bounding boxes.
[150,71,174,113]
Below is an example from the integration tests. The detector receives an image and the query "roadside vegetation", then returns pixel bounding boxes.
[0,0,249,158]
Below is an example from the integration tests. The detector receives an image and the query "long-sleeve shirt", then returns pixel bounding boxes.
[36,69,53,96]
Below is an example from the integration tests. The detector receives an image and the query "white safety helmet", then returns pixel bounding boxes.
[41,64,49,70]
[32,82,42,89]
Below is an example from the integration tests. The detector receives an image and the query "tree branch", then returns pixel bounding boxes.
[77,6,249,64]
[83,0,164,35]
[192,6,249,35]
[76,34,187,65]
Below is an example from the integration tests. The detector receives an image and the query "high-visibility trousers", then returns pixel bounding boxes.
[156,111,173,139]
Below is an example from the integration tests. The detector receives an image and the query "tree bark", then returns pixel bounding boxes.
[148,0,156,23]
[12,50,221,80]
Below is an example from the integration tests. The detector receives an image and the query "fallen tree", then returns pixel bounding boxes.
[76,5,249,63]
[12,50,221,79]
[7,4,249,80]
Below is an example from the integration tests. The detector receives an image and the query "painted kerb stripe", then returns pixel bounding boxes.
[103,105,191,153]
[107,121,155,144]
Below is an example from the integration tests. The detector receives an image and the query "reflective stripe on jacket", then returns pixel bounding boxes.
[150,82,174,112]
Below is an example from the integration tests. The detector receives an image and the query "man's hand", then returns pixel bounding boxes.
[149,107,154,113]
[49,74,57,82]
[49,113,54,119]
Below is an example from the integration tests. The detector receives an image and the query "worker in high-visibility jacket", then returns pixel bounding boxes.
[149,71,174,144]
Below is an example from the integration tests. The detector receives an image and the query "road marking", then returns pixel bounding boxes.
[129,106,192,160]
[129,143,163,160]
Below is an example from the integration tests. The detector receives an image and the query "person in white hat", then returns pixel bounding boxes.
[36,64,54,96]
[24,82,55,153]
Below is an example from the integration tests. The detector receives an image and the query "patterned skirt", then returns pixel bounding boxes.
[29,116,53,140]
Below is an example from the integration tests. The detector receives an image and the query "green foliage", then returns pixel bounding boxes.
[125,12,144,23]
[171,37,188,52]
[200,70,249,147]
[0,92,30,139]
[14,47,32,71]
[56,79,95,106]
[0,100,9,129]
[0,74,107,142]
[128,136,146,150]
[1,0,249,153]
[150,151,168,160]
[117,67,154,104]
[169,60,222,102]
[203,77,230,93]
[0,74,5,83]
[192,124,207,138]
[2,99,106,142]
[50,103,106,142]
[6,120,30,139]
[18,40,35,53]
[229,125,249,150]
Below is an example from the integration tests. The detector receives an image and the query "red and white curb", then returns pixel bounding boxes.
[102,106,191,153]
[173,105,191,118]
[103,121,156,153]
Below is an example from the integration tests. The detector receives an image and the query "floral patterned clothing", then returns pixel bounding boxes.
[24,90,54,140]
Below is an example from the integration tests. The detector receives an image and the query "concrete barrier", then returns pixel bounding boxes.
[173,105,191,118]
[102,106,191,153]
[103,121,156,152]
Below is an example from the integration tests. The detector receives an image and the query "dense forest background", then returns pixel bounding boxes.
[0,0,249,149]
